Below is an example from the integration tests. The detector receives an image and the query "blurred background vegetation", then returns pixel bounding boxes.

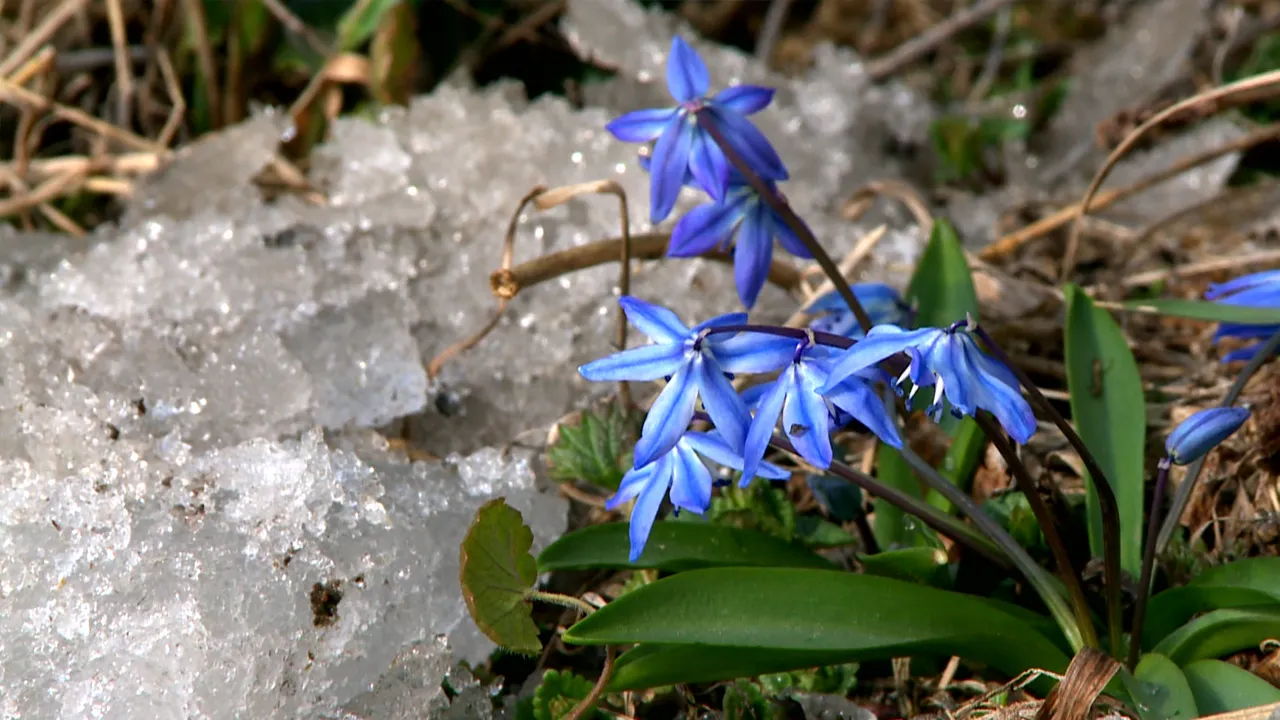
[0,0,1277,232]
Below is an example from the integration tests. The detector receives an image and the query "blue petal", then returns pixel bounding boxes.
[668,195,747,258]
[712,85,775,115]
[783,364,833,469]
[695,354,750,451]
[733,203,775,308]
[627,454,673,561]
[1222,342,1269,363]
[635,362,699,468]
[649,116,697,223]
[607,462,659,510]
[714,333,796,374]
[688,130,730,202]
[741,373,789,486]
[821,326,940,394]
[826,379,902,448]
[619,295,689,344]
[606,107,678,142]
[1212,283,1280,310]
[683,430,788,479]
[950,336,1037,444]
[666,36,710,103]
[771,211,813,259]
[1206,270,1280,301]
[669,440,713,512]
[1166,407,1250,465]
[692,312,750,334]
[1214,323,1280,342]
[578,342,687,382]
[703,106,790,181]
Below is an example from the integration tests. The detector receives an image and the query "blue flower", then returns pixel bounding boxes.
[578,297,796,467]
[608,430,790,561]
[1165,407,1250,466]
[668,171,813,308]
[1206,270,1280,362]
[820,322,1037,444]
[808,283,912,339]
[741,337,902,484]
[606,36,788,223]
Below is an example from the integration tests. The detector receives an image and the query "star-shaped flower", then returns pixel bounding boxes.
[1206,270,1280,362]
[666,171,812,308]
[578,296,794,467]
[606,36,788,223]
[808,283,912,339]
[608,430,789,561]
[820,321,1037,444]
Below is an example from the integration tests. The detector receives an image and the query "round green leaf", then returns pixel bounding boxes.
[1125,653,1198,720]
[537,522,836,573]
[563,567,1069,683]
[459,498,541,655]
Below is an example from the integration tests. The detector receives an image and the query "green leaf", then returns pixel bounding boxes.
[546,403,636,491]
[858,546,951,588]
[794,515,858,548]
[983,492,1046,553]
[537,522,837,573]
[532,669,602,720]
[926,417,984,514]
[1064,284,1146,578]
[1144,557,1280,647]
[565,567,1070,688]
[722,679,785,720]
[907,218,980,329]
[458,498,541,655]
[337,0,405,51]
[1124,654,1198,720]
[759,661,860,697]
[608,644,872,692]
[873,446,930,548]
[1182,660,1280,715]
[1122,298,1280,325]
[1151,607,1280,666]
[709,478,797,542]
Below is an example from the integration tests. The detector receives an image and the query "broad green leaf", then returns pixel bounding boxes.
[1144,557,1280,647]
[1123,298,1280,325]
[1124,654,1198,720]
[458,498,541,655]
[1182,660,1280,715]
[608,644,880,692]
[337,0,404,51]
[859,547,951,587]
[536,522,836,573]
[564,567,1069,687]
[1151,608,1280,666]
[794,515,858,548]
[905,219,985,516]
[873,446,930,548]
[1064,284,1145,577]
[532,669,603,720]
[546,403,636,491]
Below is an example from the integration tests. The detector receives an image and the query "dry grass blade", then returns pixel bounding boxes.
[180,0,219,129]
[1032,648,1118,720]
[0,170,84,219]
[0,76,164,153]
[104,0,133,130]
[865,0,1019,80]
[1061,69,1280,279]
[154,47,186,148]
[0,0,89,78]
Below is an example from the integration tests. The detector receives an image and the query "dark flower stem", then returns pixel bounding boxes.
[1129,456,1173,669]
[973,324,1123,658]
[976,413,1100,649]
[1157,326,1280,553]
[767,432,1008,567]
[696,111,875,334]
[893,438,1085,652]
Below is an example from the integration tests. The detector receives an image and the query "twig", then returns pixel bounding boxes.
[0,164,83,235]
[1129,457,1173,669]
[180,0,219,129]
[755,0,793,63]
[153,47,186,148]
[0,76,164,153]
[982,119,1280,262]
[967,3,1013,103]
[104,0,133,131]
[1061,69,1280,280]
[1113,248,1280,290]
[0,171,84,218]
[564,646,615,720]
[0,0,89,78]
[260,0,331,57]
[865,0,1020,81]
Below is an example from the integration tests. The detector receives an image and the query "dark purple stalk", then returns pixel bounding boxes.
[1129,456,1173,668]
[695,111,875,335]
[973,324,1122,657]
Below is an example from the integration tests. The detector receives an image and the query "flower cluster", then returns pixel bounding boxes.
[586,35,1042,561]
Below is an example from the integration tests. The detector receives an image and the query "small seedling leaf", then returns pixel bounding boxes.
[547,403,635,491]
[459,498,541,655]
[532,669,601,720]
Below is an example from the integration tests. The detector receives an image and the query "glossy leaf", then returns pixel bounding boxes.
[459,499,541,655]
[858,547,951,588]
[537,522,836,573]
[1124,298,1280,326]
[1064,284,1145,577]
[1143,557,1280,647]
[1151,607,1280,666]
[609,644,861,691]
[1125,654,1198,720]
[564,567,1069,688]
[1182,660,1280,715]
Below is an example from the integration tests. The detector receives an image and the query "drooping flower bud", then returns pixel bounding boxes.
[1165,407,1250,466]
